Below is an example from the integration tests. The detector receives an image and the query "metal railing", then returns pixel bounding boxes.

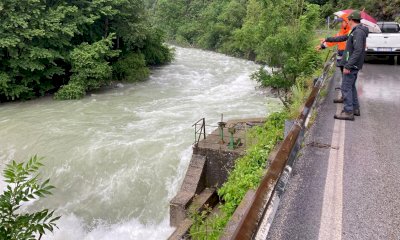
[192,117,254,150]
[192,118,206,146]
[230,53,337,239]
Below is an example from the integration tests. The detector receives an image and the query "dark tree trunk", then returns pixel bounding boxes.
[104,18,109,38]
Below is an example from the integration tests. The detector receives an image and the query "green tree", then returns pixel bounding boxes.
[0,0,172,101]
[251,2,321,108]
[151,0,247,53]
[363,0,400,20]
[0,0,82,100]
[0,156,59,240]
[231,0,266,59]
[318,0,400,20]
[55,34,120,100]
[153,0,187,40]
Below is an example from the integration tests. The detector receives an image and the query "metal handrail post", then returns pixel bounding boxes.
[202,118,206,140]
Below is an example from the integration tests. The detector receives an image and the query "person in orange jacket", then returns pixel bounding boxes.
[318,16,351,73]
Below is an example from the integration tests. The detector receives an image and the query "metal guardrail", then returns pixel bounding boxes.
[230,53,337,239]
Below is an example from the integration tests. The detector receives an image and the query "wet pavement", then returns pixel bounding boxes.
[266,62,400,240]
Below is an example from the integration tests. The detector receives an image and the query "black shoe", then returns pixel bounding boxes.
[334,111,354,121]
[335,87,341,90]
[354,108,360,116]
[333,97,344,103]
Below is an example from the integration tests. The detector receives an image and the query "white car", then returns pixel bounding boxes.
[366,22,400,64]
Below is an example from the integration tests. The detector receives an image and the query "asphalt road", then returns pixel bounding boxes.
[266,62,400,240]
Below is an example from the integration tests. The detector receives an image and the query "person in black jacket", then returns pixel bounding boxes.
[324,10,369,120]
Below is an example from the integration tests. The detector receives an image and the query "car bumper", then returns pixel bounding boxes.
[366,48,400,56]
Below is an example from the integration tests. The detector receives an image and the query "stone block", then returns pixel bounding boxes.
[170,154,207,227]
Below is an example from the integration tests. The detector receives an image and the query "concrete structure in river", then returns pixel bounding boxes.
[169,118,265,239]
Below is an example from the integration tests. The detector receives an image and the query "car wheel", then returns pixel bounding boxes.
[388,56,395,65]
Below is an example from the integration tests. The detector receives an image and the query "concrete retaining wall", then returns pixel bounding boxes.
[169,118,264,230]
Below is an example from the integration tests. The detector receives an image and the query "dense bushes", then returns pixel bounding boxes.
[54,82,86,100]
[250,3,321,108]
[151,0,247,55]
[54,34,120,100]
[0,0,172,101]
[113,53,150,82]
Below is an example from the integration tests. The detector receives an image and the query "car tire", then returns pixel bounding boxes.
[388,56,395,65]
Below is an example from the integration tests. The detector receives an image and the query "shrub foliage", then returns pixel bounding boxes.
[0,156,59,240]
[0,0,172,101]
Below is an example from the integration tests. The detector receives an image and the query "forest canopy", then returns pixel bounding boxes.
[308,0,400,20]
[147,0,399,58]
[0,0,172,101]
[1,0,397,101]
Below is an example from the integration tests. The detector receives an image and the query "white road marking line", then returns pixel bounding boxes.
[318,117,345,240]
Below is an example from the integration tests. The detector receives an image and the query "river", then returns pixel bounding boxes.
[0,47,280,239]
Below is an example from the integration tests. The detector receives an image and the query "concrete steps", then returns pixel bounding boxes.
[168,188,219,240]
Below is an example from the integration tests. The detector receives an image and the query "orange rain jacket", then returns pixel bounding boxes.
[322,16,350,52]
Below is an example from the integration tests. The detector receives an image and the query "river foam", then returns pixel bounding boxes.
[41,214,173,240]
